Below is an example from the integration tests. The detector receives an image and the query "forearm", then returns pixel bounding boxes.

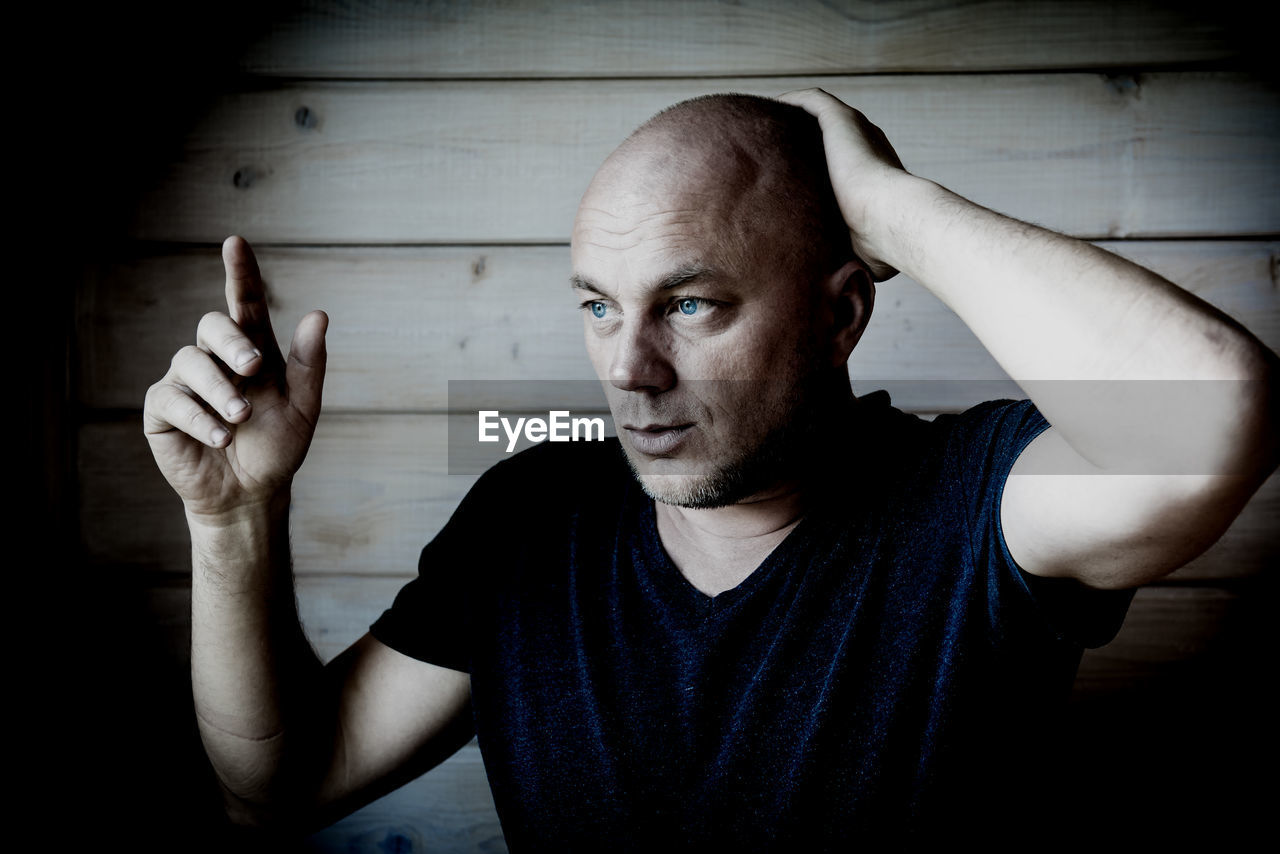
[188,490,328,819]
[867,173,1279,474]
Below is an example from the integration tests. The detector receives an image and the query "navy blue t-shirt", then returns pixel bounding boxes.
[371,392,1135,848]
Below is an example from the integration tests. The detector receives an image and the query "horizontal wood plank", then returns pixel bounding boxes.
[1072,585,1238,693]
[81,417,479,581]
[240,1,1243,78]
[127,74,1280,243]
[78,241,1279,411]
[81,414,1277,580]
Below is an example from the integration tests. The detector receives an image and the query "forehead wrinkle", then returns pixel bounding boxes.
[573,204,714,257]
[577,205,706,234]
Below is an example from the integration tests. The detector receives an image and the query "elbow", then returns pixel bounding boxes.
[1254,346,1280,477]
[219,788,282,831]
[216,781,329,838]
[1215,346,1280,497]
[1223,329,1280,472]
[210,764,304,831]
[1188,341,1280,486]
[196,728,330,835]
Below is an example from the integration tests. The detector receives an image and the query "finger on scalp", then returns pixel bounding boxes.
[776,87,830,103]
[197,310,263,376]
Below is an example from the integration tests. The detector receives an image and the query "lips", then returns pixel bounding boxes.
[622,423,694,456]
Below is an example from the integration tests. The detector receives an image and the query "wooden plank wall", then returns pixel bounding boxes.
[74,2,1276,850]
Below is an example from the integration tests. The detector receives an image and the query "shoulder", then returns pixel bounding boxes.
[928,396,1045,436]
[912,396,1049,472]
[831,389,946,477]
[821,392,1047,519]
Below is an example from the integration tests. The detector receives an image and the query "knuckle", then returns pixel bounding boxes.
[213,375,238,400]
[181,401,209,425]
[144,380,169,407]
[221,329,249,352]
[197,310,228,340]
[172,344,201,367]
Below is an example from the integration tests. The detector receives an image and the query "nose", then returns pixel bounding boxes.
[608,316,676,393]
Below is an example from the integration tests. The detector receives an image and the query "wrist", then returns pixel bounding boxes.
[185,489,291,532]
[186,491,292,588]
[852,171,942,277]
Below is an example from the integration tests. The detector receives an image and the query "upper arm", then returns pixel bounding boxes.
[1001,425,1263,589]
[310,632,473,826]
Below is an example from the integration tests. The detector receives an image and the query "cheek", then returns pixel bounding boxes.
[725,315,812,376]
[582,323,610,375]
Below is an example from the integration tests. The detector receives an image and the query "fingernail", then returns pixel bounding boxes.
[211,427,229,445]
[235,349,260,369]
[226,398,249,416]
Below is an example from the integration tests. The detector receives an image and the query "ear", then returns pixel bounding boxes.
[823,258,875,366]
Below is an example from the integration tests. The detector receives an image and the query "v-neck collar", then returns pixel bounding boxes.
[629,481,821,622]
[619,390,895,622]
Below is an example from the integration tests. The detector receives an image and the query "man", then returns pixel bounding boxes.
[143,91,1278,846]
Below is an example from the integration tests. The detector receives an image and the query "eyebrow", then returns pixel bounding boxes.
[569,263,716,297]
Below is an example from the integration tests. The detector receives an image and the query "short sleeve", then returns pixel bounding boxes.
[369,460,517,673]
[942,398,1135,649]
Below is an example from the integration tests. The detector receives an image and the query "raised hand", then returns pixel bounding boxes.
[776,87,908,281]
[143,236,328,519]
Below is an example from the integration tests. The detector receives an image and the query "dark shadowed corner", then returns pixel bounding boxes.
[20,2,295,850]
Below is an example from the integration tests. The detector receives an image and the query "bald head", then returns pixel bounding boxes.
[581,93,853,282]
[573,96,872,508]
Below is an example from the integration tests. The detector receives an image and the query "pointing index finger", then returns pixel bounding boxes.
[222,235,283,362]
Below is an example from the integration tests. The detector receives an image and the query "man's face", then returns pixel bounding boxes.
[570,144,833,508]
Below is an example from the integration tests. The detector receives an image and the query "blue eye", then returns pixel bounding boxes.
[590,301,607,318]
[677,298,699,316]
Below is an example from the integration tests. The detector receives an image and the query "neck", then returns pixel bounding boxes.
[654,487,808,597]
[655,478,808,544]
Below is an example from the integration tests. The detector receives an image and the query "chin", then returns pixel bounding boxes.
[616,372,841,508]
[622,444,773,510]
[636,473,741,509]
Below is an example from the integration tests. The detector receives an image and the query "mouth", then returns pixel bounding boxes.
[621,423,694,456]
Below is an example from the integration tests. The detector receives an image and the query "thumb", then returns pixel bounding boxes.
[286,310,328,425]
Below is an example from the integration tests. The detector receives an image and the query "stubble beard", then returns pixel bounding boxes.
[619,371,838,510]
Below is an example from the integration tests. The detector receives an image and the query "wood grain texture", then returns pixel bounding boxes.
[75,4,1275,847]
[1072,585,1239,692]
[82,414,1276,580]
[78,241,1279,411]
[126,74,1280,243]
[81,416,477,580]
[239,0,1242,78]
